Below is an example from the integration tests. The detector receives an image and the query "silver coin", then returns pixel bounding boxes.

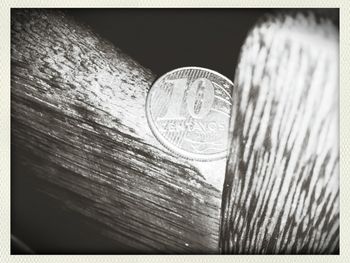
[146,67,233,161]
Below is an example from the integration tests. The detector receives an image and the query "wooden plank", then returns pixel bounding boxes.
[220,12,339,254]
[11,9,224,253]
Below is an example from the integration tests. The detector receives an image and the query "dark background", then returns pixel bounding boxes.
[65,8,271,80]
[11,8,272,254]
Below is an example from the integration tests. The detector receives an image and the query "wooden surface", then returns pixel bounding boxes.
[220,12,339,254]
[11,9,223,253]
[11,9,339,254]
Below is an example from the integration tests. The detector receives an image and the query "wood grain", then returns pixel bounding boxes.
[11,9,222,253]
[220,12,339,254]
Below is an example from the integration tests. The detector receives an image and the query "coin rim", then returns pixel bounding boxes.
[145,66,234,162]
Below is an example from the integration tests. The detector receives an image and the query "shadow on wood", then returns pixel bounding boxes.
[11,9,222,254]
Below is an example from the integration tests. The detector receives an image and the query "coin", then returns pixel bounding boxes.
[146,67,233,161]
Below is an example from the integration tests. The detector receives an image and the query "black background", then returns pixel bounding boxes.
[11,8,271,254]
[64,8,271,80]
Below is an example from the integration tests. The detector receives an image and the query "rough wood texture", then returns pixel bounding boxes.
[220,12,339,254]
[11,9,222,253]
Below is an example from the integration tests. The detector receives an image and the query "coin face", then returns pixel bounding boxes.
[146,67,233,161]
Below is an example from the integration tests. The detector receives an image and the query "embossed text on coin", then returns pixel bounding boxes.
[146,67,233,161]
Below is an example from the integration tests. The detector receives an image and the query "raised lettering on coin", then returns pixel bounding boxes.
[146,67,233,161]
